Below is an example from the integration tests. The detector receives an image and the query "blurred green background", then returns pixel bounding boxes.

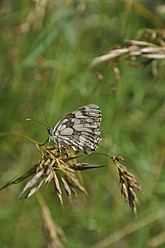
[1,0,165,247]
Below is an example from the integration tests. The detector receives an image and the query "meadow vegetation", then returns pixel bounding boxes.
[0,1,165,247]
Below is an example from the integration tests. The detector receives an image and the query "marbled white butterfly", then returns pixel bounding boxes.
[27,104,102,154]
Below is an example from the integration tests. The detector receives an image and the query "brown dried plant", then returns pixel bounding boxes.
[91,28,165,80]
[0,140,104,206]
[109,155,144,215]
[0,138,144,214]
[38,196,68,248]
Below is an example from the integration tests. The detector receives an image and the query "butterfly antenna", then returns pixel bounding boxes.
[26,118,49,128]
[41,112,51,128]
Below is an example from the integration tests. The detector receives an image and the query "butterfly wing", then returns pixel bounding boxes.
[52,104,102,154]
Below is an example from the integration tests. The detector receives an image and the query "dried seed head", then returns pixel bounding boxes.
[110,155,144,215]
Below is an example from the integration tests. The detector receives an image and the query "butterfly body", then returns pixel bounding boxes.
[48,104,102,154]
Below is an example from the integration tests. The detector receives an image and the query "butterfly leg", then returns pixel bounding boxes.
[58,144,62,156]
[39,137,49,146]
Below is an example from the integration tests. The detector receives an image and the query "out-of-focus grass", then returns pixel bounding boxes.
[0,0,165,247]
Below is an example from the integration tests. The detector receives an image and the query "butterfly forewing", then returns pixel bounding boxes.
[49,104,102,154]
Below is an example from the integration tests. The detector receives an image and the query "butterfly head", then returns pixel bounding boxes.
[47,127,54,136]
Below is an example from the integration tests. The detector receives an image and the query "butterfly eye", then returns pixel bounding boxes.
[47,128,53,135]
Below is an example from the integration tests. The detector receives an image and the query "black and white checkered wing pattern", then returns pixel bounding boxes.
[49,104,102,154]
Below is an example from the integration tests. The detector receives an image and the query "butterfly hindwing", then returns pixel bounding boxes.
[49,104,102,154]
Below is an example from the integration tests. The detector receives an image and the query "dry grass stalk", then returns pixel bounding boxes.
[91,208,165,248]
[38,196,68,248]
[91,28,165,76]
[110,155,144,215]
[0,142,104,205]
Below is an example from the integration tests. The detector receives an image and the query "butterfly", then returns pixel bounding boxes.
[27,104,102,154]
